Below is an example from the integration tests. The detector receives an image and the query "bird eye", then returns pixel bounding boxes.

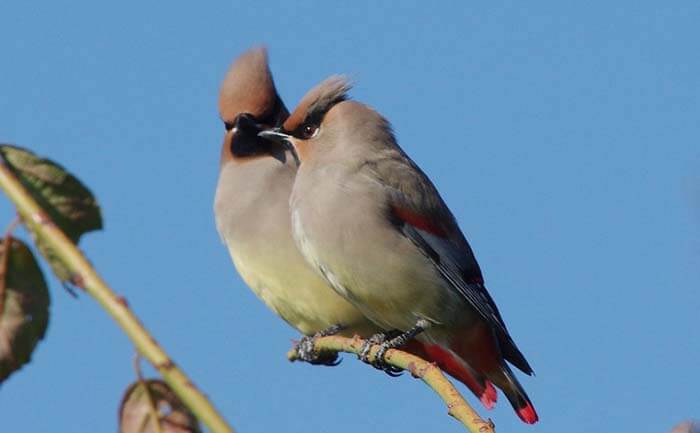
[224,121,234,131]
[301,124,319,139]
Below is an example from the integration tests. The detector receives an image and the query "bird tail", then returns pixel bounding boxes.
[494,364,539,424]
[447,322,539,424]
[403,340,497,409]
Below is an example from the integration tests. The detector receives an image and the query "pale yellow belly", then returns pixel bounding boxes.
[227,244,377,337]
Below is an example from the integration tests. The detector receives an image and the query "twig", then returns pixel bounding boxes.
[0,163,235,433]
[134,354,165,433]
[287,335,496,433]
[3,216,20,239]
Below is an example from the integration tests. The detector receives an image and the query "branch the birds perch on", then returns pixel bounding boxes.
[288,335,497,433]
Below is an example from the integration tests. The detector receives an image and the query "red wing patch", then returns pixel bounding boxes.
[391,205,448,237]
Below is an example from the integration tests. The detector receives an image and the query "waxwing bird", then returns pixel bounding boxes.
[213,48,379,361]
[258,77,538,423]
[213,49,494,402]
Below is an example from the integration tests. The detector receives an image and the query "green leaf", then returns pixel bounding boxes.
[0,144,103,281]
[0,237,50,383]
[119,379,202,433]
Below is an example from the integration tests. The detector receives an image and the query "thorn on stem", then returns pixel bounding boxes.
[69,273,86,288]
[31,211,53,226]
[156,360,175,371]
[115,295,129,307]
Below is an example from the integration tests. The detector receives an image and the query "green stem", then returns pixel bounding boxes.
[0,163,235,433]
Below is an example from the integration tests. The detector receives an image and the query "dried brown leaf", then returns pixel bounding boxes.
[119,379,202,433]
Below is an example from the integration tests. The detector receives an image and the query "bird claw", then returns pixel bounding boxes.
[294,324,345,366]
[373,342,404,376]
[295,335,341,366]
[358,332,404,377]
[358,333,386,363]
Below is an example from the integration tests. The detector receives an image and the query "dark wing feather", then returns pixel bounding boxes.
[361,149,533,375]
[399,222,533,375]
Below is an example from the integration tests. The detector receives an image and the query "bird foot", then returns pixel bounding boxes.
[293,324,344,366]
[358,331,404,377]
[357,320,431,376]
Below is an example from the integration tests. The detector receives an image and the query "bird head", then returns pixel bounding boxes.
[218,46,289,165]
[257,75,395,164]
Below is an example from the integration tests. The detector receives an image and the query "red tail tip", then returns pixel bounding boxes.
[517,403,539,424]
[480,381,497,409]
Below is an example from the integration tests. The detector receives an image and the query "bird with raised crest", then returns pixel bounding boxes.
[214,48,378,364]
[258,76,538,423]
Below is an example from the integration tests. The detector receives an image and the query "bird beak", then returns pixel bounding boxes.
[230,112,263,136]
[258,128,291,142]
[258,128,300,166]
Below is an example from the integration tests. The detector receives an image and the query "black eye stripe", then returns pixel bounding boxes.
[256,113,275,127]
[224,112,270,132]
[291,111,324,138]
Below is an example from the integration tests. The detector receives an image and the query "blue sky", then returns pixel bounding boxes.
[1,2,699,432]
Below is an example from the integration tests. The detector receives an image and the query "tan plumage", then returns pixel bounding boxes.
[214,49,376,337]
[260,76,538,423]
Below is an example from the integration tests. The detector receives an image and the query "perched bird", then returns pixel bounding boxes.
[213,48,496,405]
[213,48,378,357]
[258,76,538,423]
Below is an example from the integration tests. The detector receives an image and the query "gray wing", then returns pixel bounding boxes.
[363,151,534,374]
[399,223,533,375]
